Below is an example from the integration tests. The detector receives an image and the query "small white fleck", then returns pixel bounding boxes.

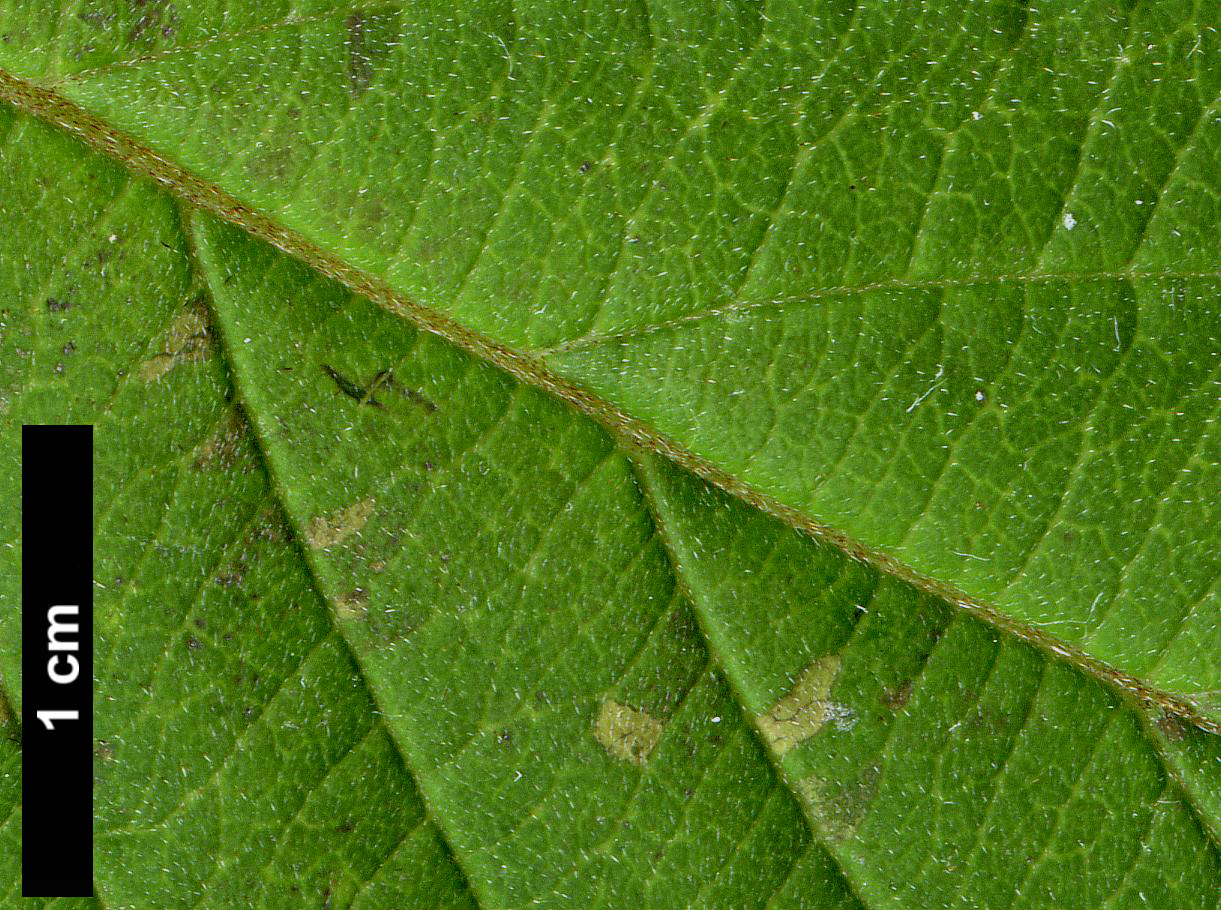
[975,389,986,402]
[108,234,118,243]
[711,716,722,724]
[1062,212,1077,231]
[244,337,252,344]
[971,111,982,120]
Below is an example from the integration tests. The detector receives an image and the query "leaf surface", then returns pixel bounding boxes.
[0,2,1218,907]
[0,0,1215,719]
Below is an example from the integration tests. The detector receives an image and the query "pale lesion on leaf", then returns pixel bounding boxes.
[594,697,665,766]
[138,300,213,381]
[795,765,881,843]
[757,655,844,756]
[305,497,376,549]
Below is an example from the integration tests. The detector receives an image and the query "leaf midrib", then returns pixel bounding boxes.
[0,67,1212,742]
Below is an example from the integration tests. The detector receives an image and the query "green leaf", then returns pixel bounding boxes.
[0,2,1217,906]
[1,0,1216,722]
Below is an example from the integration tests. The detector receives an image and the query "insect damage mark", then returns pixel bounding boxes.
[322,364,437,413]
[594,698,664,766]
[322,363,386,409]
[140,302,212,380]
[305,497,376,549]
[757,655,843,756]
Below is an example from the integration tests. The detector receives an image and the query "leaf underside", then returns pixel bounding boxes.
[0,1,1217,907]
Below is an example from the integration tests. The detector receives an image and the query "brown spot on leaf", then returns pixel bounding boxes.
[882,680,913,711]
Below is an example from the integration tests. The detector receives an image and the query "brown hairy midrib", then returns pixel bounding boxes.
[1,66,1214,736]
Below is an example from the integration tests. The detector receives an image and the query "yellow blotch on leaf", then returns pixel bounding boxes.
[306,498,376,549]
[594,698,664,766]
[757,655,842,756]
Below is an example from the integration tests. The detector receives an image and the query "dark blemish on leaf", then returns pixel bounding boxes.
[336,820,355,834]
[95,741,116,762]
[321,364,386,409]
[212,566,240,588]
[344,10,399,97]
[881,680,913,711]
[62,342,77,356]
[497,729,512,746]
[193,618,206,630]
[79,10,117,29]
[579,160,593,174]
[378,370,438,412]
[46,297,72,312]
[186,635,202,651]
[346,13,373,94]
[127,0,177,43]
[129,14,157,41]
